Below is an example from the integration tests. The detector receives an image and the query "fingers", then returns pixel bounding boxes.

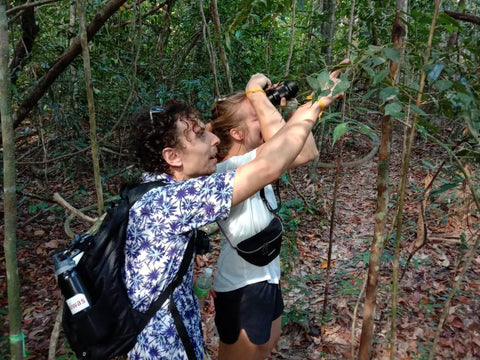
[247,73,271,91]
[329,58,350,79]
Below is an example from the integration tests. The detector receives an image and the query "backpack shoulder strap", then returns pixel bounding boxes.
[121,180,166,206]
[143,235,195,319]
[142,234,197,359]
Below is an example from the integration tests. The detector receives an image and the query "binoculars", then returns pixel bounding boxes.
[266,80,299,106]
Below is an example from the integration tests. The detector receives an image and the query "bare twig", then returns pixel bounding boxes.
[48,300,63,360]
[53,192,96,223]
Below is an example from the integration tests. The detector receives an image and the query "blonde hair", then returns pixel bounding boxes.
[209,91,247,160]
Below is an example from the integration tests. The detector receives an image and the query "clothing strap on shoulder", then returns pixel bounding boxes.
[259,180,281,214]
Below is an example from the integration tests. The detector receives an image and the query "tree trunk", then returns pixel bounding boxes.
[199,0,219,97]
[390,0,440,355]
[78,0,104,215]
[1,1,23,358]
[321,0,336,65]
[13,0,128,129]
[155,0,175,83]
[357,100,392,360]
[284,0,296,77]
[69,1,79,109]
[210,0,232,93]
[9,6,39,84]
[358,1,409,357]
[389,1,408,358]
[444,10,480,25]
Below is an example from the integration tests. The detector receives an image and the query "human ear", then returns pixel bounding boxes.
[229,127,244,141]
[162,147,182,167]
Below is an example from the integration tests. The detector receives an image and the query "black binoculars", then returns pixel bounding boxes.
[266,80,299,106]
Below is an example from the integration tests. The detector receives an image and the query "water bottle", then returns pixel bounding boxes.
[54,251,109,344]
[194,267,213,308]
[54,252,92,315]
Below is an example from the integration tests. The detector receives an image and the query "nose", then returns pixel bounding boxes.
[210,131,220,146]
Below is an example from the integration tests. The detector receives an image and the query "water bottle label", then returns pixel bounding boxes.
[67,294,90,315]
[194,287,209,298]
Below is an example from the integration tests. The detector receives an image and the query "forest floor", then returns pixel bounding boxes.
[0,119,479,359]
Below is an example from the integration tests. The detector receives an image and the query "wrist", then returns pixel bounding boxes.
[246,88,266,97]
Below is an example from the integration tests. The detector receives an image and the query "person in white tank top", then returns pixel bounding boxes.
[208,63,348,360]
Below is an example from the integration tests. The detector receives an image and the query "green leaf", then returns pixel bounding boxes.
[225,33,231,52]
[373,68,389,85]
[410,104,428,117]
[384,102,403,117]
[332,122,348,146]
[456,92,473,107]
[332,74,351,97]
[379,87,399,104]
[317,70,331,90]
[371,56,386,66]
[306,75,321,91]
[382,47,400,63]
[430,180,462,197]
[434,80,453,92]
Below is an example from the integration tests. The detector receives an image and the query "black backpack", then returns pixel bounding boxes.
[54,181,198,360]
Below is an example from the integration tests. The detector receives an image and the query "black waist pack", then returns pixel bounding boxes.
[235,216,283,266]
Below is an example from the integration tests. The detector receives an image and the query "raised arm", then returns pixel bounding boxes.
[230,60,349,207]
[231,100,322,207]
[245,74,318,168]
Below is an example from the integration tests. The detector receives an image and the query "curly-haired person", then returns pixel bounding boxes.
[124,79,334,359]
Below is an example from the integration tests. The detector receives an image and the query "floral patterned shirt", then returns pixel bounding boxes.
[124,172,234,360]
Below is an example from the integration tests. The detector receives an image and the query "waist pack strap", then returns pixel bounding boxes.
[259,180,281,215]
[221,183,282,251]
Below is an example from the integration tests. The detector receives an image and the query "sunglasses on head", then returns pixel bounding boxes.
[149,106,163,121]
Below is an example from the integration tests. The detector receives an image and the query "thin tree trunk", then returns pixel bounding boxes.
[210,0,232,93]
[357,99,392,360]
[9,6,39,84]
[321,0,336,65]
[322,152,342,320]
[388,0,440,358]
[155,0,175,83]
[69,2,78,109]
[284,0,296,77]
[78,0,104,215]
[1,1,23,358]
[199,0,219,97]
[389,1,408,358]
[391,0,440,347]
[12,0,127,128]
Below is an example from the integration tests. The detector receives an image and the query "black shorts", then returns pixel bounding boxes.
[214,281,284,345]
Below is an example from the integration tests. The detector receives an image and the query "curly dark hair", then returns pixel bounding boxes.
[130,100,199,174]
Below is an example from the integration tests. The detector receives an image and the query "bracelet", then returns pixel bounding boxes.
[318,98,325,119]
[246,88,266,97]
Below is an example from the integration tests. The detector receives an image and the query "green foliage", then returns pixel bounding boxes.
[27,201,48,214]
[7,0,479,174]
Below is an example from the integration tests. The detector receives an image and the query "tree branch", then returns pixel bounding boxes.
[13,0,127,128]
[6,0,65,16]
[444,10,480,25]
